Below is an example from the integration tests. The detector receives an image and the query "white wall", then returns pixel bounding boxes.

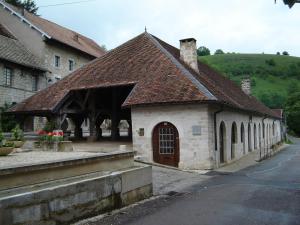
[214,107,282,168]
[131,103,283,170]
[131,104,213,170]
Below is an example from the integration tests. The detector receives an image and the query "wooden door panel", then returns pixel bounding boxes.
[152,122,179,167]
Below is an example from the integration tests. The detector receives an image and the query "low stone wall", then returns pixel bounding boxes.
[0,151,134,191]
[0,166,152,225]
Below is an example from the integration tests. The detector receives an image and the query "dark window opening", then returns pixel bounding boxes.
[4,67,12,86]
[69,59,74,71]
[54,55,60,68]
[32,75,38,91]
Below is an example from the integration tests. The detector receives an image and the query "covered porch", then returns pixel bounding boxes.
[14,84,135,145]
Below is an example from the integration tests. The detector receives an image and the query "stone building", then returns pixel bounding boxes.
[0,0,105,130]
[8,32,283,169]
[0,24,47,130]
[0,1,105,84]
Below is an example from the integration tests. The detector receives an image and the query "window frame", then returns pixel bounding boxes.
[32,75,39,91]
[4,67,13,86]
[68,59,75,71]
[54,55,61,68]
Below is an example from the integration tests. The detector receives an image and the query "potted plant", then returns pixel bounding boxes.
[11,125,25,148]
[0,130,15,156]
[55,131,73,152]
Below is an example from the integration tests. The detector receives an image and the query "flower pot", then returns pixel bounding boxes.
[13,141,24,148]
[47,142,58,152]
[0,147,14,156]
[58,141,73,152]
[33,141,41,149]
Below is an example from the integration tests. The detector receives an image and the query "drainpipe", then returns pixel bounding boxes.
[213,106,223,168]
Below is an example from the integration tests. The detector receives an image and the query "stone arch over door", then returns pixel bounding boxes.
[231,122,238,159]
[219,122,226,164]
[248,123,252,152]
[241,123,245,154]
[152,122,180,167]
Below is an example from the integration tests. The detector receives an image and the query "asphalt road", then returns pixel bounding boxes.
[85,138,300,225]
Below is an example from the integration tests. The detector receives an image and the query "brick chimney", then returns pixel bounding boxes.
[180,38,199,73]
[241,76,251,95]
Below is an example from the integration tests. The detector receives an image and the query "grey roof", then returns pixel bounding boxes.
[0,34,47,71]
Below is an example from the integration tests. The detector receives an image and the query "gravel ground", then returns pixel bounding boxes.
[0,151,103,169]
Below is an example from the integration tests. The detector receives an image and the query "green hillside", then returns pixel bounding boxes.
[199,54,300,108]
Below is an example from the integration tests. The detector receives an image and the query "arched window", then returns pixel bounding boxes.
[241,123,245,154]
[248,123,252,152]
[231,122,238,159]
[254,123,257,149]
[219,122,226,163]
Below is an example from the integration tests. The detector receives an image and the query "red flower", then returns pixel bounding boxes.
[48,132,53,136]
[37,130,46,135]
[59,132,64,136]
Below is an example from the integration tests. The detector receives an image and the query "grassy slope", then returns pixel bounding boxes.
[199,54,300,108]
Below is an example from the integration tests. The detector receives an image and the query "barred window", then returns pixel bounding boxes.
[159,127,175,154]
[4,67,12,86]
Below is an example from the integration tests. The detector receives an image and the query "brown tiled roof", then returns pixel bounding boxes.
[0,34,46,71]
[1,1,105,58]
[272,109,283,118]
[0,23,15,39]
[8,32,279,118]
[25,13,105,58]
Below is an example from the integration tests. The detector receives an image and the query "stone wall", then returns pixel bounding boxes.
[211,105,282,168]
[0,62,46,106]
[0,166,152,225]
[131,104,212,170]
[131,104,283,170]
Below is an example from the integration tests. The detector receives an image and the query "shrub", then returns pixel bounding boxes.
[265,59,276,66]
[11,125,24,141]
[0,103,17,132]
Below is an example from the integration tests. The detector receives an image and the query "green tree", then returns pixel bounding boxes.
[5,0,38,15]
[214,49,224,55]
[282,51,289,56]
[285,92,300,136]
[197,46,210,56]
[276,52,281,55]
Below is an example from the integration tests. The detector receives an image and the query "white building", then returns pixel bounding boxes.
[8,32,283,169]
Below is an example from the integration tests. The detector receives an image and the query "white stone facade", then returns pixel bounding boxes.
[132,104,213,170]
[132,104,282,170]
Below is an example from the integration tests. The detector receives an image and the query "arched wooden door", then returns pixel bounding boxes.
[152,122,179,167]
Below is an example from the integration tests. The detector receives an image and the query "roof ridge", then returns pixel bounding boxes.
[145,32,217,100]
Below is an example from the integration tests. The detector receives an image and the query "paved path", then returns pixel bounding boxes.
[80,137,300,225]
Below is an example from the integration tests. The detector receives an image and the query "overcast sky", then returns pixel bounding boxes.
[35,0,300,56]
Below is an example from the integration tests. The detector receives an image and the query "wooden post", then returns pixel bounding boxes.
[71,116,84,140]
[111,88,120,140]
[127,119,132,140]
[87,92,97,142]
[96,117,104,140]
